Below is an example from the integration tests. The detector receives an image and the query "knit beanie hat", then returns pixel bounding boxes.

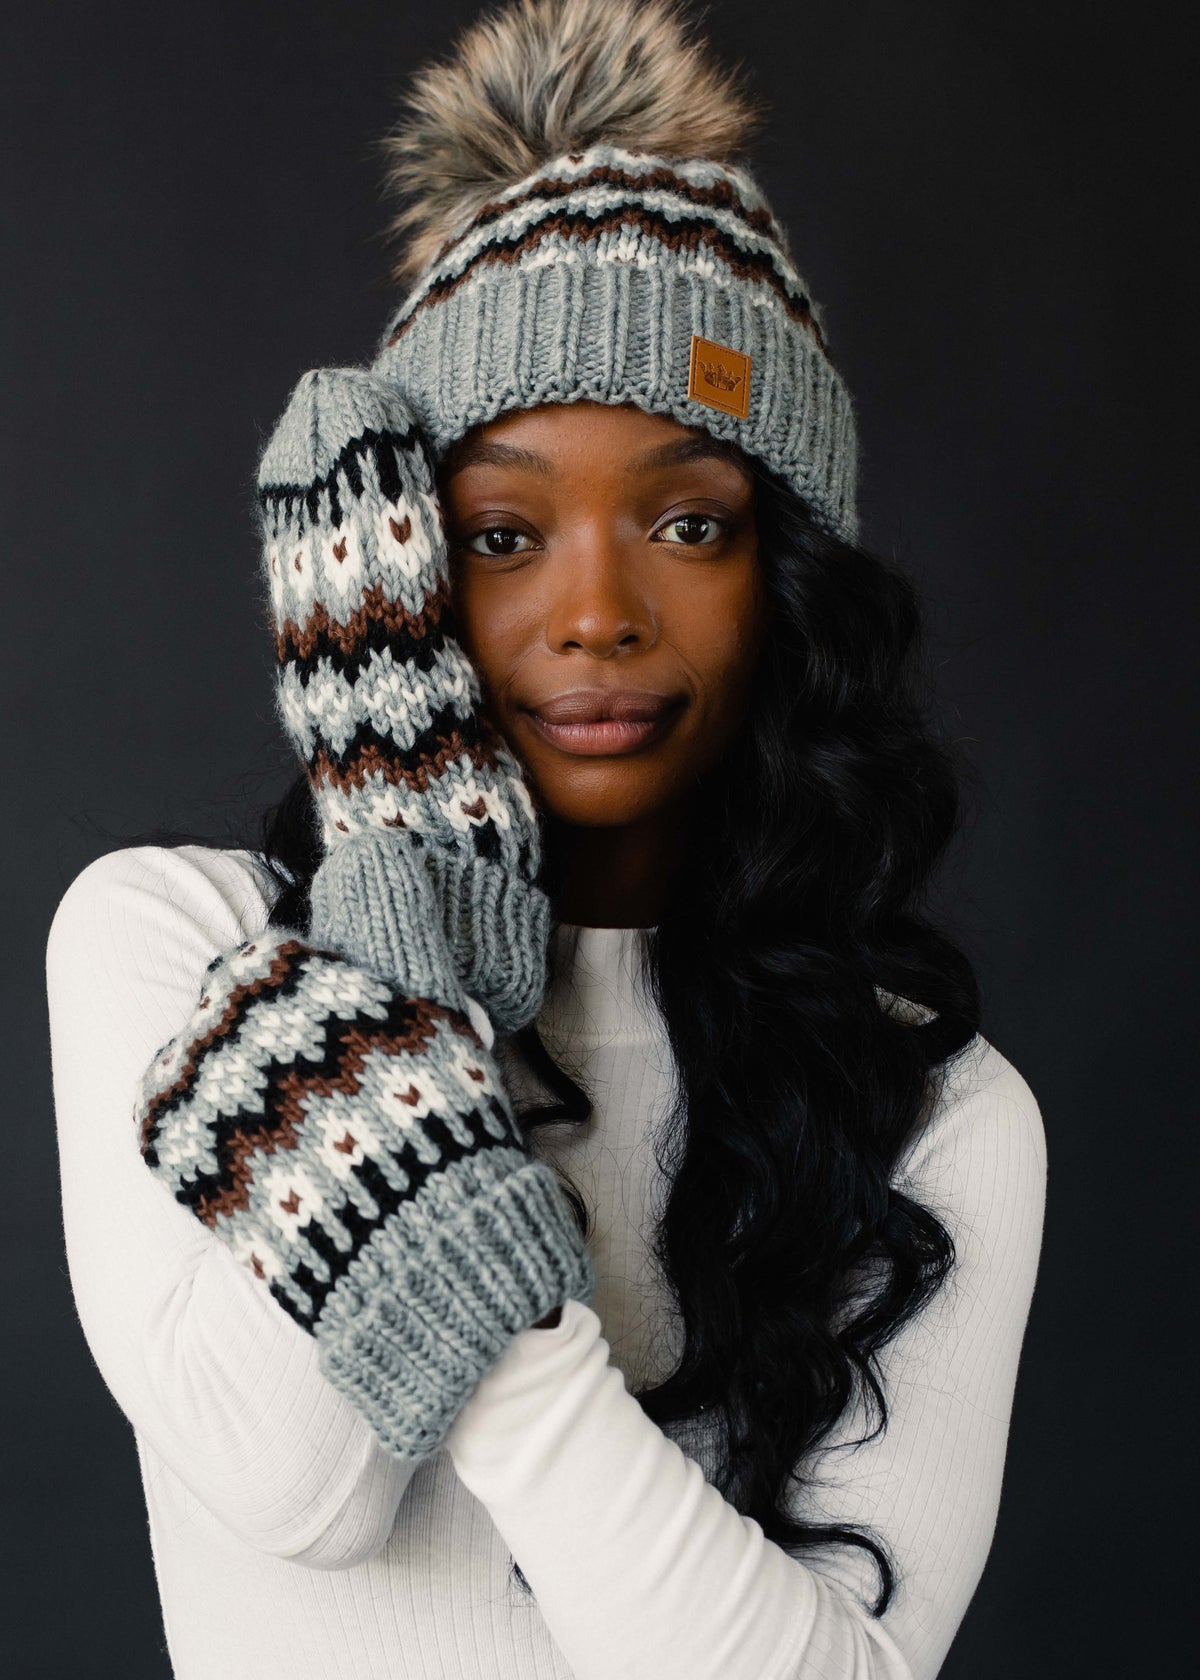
[369,0,859,543]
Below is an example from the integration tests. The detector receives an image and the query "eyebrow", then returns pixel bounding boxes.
[441,431,754,482]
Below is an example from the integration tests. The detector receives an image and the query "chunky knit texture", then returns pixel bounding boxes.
[372,140,859,540]
[49,842,1047,1680]
[257,365,549,1034]
[133,922,596,1465]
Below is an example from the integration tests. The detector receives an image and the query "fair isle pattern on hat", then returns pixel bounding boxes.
[372,141,859,540]
[134,925,596,1464]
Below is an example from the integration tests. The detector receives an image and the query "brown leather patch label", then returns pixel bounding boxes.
[687,334,752,419]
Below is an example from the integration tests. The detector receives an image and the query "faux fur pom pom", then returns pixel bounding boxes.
[377,0,768,285]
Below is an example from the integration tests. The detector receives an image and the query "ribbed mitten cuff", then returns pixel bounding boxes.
[309,829,550,1033]
[423,847,550,1035]
[313,1151,596,1462]
[309,830,471,1017]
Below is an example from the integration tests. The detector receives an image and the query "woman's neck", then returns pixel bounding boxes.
[542,803,689,928]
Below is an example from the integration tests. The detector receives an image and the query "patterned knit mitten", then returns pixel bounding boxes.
[133,925,596,1464]
[256,364,548,1035]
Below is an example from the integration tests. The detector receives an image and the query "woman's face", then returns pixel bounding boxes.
[437,399,766,829]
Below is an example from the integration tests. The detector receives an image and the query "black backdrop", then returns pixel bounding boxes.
[5,2,1194,1674]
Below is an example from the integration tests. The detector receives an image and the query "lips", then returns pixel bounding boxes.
[525,688,682,724]
[521,686,687,759]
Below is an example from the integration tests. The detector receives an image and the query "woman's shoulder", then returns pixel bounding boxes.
[46,842,286,988]
[927,1029,1044,1155]
[877,984,1045,1178]
[896,1028,1048,1264]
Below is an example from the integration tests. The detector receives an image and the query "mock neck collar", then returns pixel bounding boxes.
[537,922,660,1041]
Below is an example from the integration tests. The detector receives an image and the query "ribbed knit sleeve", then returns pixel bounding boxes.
[46,844,1046,1677]
[443,1037,1047,1680]
[46,844,420,1567]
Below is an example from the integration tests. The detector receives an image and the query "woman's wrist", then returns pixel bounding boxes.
[308,830,469,1013]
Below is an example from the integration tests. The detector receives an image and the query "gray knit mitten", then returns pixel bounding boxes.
[131,366,595,1465]
[134,928,596,1464]
[256,363,548,1036]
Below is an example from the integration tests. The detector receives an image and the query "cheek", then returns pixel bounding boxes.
[448,571,512,677]
[682,566,765,702]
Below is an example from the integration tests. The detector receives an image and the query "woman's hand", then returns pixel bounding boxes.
[255,366,549,1032]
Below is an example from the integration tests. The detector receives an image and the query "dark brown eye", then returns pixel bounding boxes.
[463,526,534,557]
[654,513,727,547]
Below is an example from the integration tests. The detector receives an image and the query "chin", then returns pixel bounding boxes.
[529,775,668,830]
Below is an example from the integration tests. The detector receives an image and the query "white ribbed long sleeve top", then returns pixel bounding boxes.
[45,843,1047,1680]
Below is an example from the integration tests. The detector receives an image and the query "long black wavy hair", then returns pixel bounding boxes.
[115,460,981,1618]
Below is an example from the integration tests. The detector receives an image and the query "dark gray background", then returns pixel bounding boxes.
[5,1,1193,1674]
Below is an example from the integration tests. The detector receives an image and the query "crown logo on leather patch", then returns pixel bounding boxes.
[687,334,752,419]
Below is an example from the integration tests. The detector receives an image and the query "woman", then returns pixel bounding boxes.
[44,2,1047,1677]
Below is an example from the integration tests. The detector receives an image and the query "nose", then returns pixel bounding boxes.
[544,532,658,657]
